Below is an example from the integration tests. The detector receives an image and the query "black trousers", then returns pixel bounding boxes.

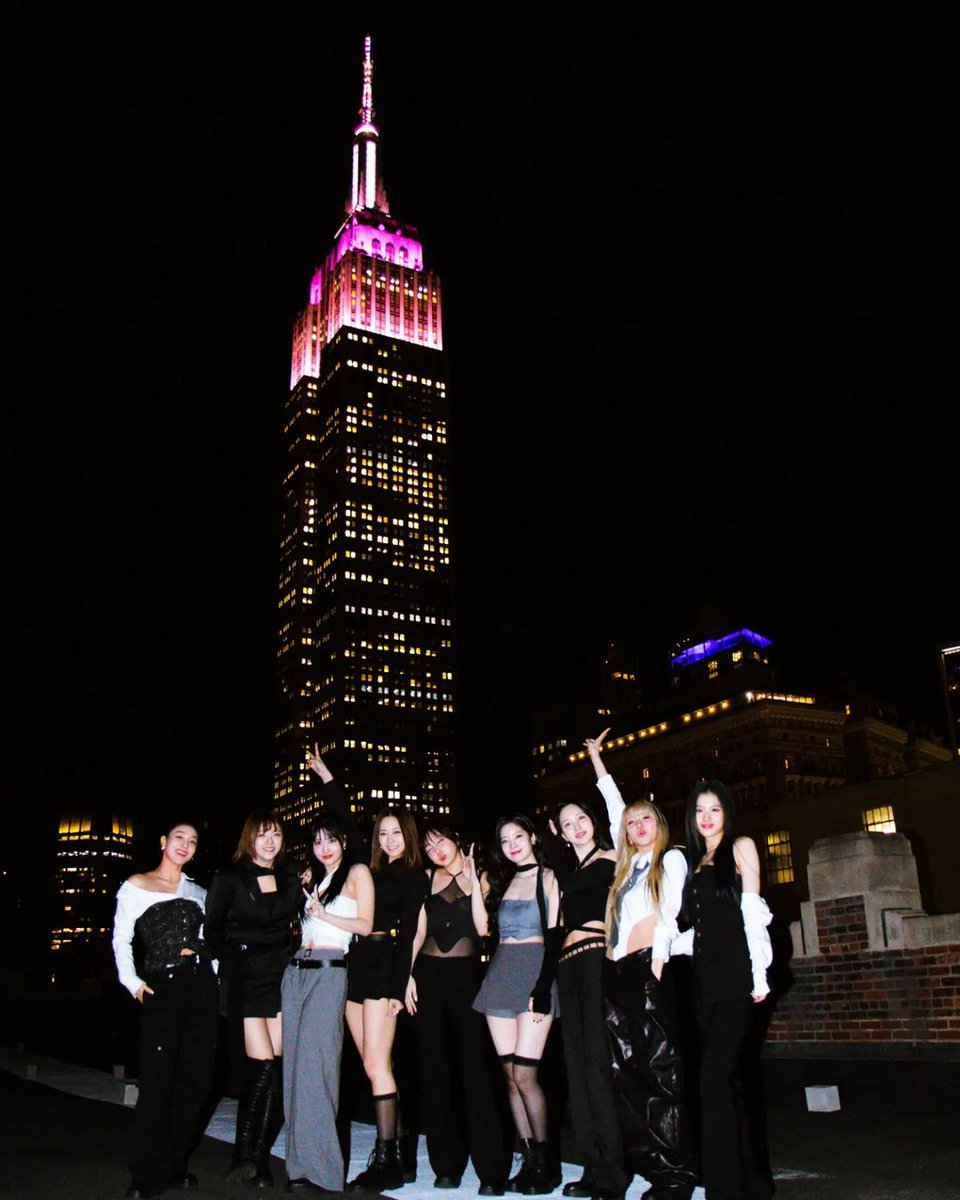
[695,997,773,1200]
[131,962,219,1192]
[603,951,696,1200]
[414,955,510,1185]
[557,945,628,1193]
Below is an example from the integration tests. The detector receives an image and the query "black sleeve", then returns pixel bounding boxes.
[321,779,368,865]
[203,870,233,962]
[391,869,430,1001]
[530,926,564,1015]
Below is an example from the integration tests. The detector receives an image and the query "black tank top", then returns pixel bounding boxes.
[688,866,751,1001]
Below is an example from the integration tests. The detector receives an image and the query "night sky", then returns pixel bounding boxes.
[6,7,955,857]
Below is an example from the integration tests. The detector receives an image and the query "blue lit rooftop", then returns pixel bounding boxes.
[671,628,773,669]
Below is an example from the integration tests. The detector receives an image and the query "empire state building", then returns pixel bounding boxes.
[274,38,455,832]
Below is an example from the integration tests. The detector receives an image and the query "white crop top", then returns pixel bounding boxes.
[300,886,358,953]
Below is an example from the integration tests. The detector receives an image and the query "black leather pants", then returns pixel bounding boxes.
[603,951,697,1200]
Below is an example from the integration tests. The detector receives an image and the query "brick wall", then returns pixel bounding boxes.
[767,894,960,1051]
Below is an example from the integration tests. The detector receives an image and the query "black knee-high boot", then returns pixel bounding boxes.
[227,1057,270,1182]
[246,1059,283,1189]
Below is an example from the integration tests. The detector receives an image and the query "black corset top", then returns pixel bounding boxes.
[135,897,204,974]
[424,874,477,953]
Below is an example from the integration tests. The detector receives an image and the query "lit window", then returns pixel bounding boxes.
[863,806,896,834]
[764,829,794,884]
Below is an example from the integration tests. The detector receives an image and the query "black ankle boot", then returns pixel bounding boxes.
[520,1143,560,1195]
[346,1138,404,1193]
[505,1140,534,1194]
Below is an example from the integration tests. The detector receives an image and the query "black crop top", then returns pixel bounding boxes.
[560,856,615,932]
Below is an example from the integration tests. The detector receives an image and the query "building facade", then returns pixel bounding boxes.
[50,811,134,973]
[534,628,953,920]
[275,39,455,833]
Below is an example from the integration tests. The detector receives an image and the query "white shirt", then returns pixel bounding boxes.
[595,773,626,846]
[112,876,208,998]
[609,846,687,963]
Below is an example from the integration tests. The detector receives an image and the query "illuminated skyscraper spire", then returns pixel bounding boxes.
[350,35,389,215]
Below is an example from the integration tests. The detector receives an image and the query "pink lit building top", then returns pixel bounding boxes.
[291,37,441,387]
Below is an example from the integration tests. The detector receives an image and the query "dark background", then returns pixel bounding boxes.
[5,6,955,870]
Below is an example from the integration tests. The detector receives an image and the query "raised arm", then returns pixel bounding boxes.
[586,728,625,846]
[307,744,367,864]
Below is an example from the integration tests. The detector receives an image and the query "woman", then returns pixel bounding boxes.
[404,822,510,1194]
[306,747,426,1193]
[204,810,303,1187]
[603,791,697,1200]
[112,821,218,1200]
[470,815,562,1196]
[543,729,628,1200]
[671,781,773,1200]
[281,811,374,1194]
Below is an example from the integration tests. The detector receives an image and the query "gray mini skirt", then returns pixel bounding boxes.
[472,941,560,1019]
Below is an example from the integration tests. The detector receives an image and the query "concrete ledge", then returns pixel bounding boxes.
[901,910,960,948]
[807,832,921,903]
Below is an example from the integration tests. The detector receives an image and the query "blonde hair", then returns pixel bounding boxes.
[605,800,671,941]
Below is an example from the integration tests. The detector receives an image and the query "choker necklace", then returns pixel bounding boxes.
[513,862,538,873]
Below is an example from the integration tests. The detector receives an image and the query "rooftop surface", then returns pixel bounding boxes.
[1,1047,958,1200]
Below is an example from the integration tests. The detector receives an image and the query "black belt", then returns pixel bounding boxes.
[154,954,208,972]
[366,931,395,942]
[290,958,347,970]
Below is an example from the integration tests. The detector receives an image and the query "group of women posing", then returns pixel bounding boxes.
[112,734,773,1200]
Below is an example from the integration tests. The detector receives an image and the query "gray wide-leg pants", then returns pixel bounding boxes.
[281,951,348,1190]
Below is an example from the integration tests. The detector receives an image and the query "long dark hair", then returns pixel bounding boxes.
[369,807,422,872]
[304,811,350,909]
[484,813,547,926]
[683,779,740,902]
[553,797,614,857]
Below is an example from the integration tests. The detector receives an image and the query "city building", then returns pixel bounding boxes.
[938,640,960,756]
[533,627,953,921]
[50,811,134,974]
[274,38,455,833]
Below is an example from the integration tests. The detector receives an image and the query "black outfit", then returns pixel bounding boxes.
[603,950,696,1200]
[347,858,427,1003]
[553,848,629,1198]
[204,859,303,1021]
[687,868,773,1200]
[414,871,510,1187]
[114,888,218,1198]
[204,857,303,1183]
